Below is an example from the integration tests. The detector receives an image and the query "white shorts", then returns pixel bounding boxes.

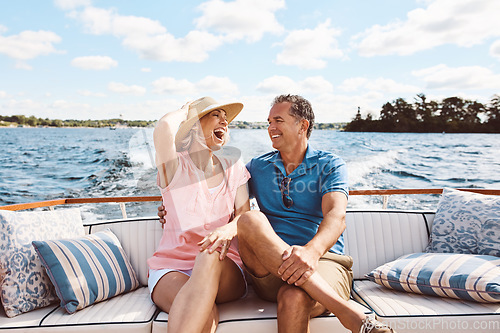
[148,268,192,295]
[148,264,247,298]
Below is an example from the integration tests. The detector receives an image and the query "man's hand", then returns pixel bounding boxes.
[157,204,166,228]
[277,245,320,286]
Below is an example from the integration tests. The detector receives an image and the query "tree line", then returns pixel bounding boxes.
[345,94,500,133]
[0,115,154,128]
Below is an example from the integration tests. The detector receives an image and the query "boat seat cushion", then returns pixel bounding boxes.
[0,287,157,332]
[353,280,500,332]
[425,188,500,256]
[152,287,372,333]
[366,252,500,303]
[0,208,84,317]
[32,229,140,314]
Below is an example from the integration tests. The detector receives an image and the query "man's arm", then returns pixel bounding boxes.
[278,191,348,286]
[308,191,348,257]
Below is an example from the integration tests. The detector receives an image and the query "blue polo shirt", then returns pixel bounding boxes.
[246,145,349,255]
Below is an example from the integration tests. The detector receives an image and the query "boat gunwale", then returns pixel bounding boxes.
[1,188,499,211]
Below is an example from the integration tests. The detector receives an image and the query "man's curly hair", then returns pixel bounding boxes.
[272,94,315,139]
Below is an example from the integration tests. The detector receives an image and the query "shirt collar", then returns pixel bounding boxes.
[270,144,318,177]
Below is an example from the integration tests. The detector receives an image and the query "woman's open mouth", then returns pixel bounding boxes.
[214,128,225,141]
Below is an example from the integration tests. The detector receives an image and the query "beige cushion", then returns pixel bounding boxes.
[153,288,371,333]
[353,280,500,333]
[0,287,156,332]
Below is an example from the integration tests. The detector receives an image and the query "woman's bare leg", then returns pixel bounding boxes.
[156,250,245,333]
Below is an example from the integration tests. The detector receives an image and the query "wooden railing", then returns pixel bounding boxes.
[1,189,499,215]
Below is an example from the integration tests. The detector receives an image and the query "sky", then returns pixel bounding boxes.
[1,0,500,123]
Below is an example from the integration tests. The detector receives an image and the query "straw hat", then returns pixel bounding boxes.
[175,96,243,150]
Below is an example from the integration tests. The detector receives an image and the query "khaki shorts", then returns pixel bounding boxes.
[246,252,353,302]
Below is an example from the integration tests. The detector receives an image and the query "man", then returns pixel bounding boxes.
[159,94,394,333]
[237,95,394,333]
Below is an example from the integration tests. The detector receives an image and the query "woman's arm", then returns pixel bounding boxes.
[153,103,190,188]
[198,183,250,260]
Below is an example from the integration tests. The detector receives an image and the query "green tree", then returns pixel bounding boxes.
[393,98,416,132]
[27,116,38,127]
[485,94,500,132]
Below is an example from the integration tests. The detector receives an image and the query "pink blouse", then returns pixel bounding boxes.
[147,151,250,270]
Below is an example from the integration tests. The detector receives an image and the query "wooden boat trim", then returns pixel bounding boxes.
[1,189,499,212]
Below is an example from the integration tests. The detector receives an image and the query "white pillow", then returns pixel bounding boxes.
[426,188,500,256]
[0,209,84,317]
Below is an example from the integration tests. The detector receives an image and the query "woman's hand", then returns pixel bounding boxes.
[198,223,236,260]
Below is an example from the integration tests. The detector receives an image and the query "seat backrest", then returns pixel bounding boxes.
[344,211,433,279]
[85,217,163,286]
[83,211,436,284]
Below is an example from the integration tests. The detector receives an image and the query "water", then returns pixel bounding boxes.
[1,128,499,220]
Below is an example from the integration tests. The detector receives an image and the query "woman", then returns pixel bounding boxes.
[147,97,251,333]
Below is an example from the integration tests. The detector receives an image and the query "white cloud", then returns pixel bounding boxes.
[237,91,387,123]
[15,61,33,70]
[301,76,334,94]
[75,7,166,36]
[256,75,334,95]
[0,29,63,60]
[65,1,284,63]
[152,76,239,97]
[67,5,222,62]
[197,76,239,96]
[152,77,196,95]
[339,78,369,92]
[0,25,7,33]
[235,94,275,122]
[256,76,301,94]
[0,91,8,98]
[89,99,182,121]
[71,56,117,70]
[365,78,421,94]
[50,100,90,110]
[77,90,106,97]
[353,0,500,56]
[490,40,500,61]
[339,77,420,94]
[108,82,146,96]
[195,0,285,42]
[3,99,41,112]
[124,30,223,62]
[275,20,343,69]
[53,0,91,10]
[311,93,383,123]
[412,64,500,90]
[254,76,421,122]
[141,68,151,72]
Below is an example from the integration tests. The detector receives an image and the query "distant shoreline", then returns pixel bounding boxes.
[0,120,348,130]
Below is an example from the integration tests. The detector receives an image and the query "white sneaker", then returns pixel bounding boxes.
[359,316,395,333]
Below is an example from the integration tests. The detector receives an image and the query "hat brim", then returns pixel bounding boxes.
[175,102,243,150]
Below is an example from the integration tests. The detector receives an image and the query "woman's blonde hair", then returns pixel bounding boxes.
[177,112,230,151]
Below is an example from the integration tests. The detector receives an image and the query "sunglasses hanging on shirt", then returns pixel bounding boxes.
[280,176,293,209]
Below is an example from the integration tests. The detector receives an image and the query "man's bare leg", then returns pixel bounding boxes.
[238,211,365,332]
[277,283,327,333]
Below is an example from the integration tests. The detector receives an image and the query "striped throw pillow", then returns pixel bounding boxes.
[366,252,500,303]
[32,229,140,313]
